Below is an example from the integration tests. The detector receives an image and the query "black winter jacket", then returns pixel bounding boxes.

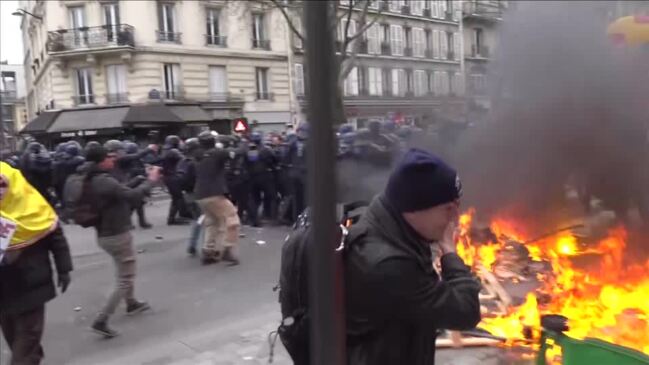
[0,226,73,315]
[194,147,229,200]
[345,196,481,365]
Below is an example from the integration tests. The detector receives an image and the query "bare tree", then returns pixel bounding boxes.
[254,0,385,123]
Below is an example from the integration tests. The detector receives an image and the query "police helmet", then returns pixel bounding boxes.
[164,135,181,149]
[65,141,82,156]
[124,142,139,155]
[184,138,200,153]
[296,122,309,140]
[104,139,125,153]
[198,130,216,149]
[250,131,263,145]
[338,124,354,135]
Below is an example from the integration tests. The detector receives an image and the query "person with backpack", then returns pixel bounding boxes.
[0,161,73,365]
[278,149,481,365]
[65,143,162,338]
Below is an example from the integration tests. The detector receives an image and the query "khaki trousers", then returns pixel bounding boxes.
[197,195,240,256]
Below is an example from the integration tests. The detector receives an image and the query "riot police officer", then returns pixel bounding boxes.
[226,136,258,226]
[285,123,308,222]
[248,132,279,223]
[161,135,191,225]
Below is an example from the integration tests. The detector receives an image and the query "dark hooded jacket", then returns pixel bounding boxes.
[345,195,481,365]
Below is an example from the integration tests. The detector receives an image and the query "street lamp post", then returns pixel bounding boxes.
[11,8,43,21]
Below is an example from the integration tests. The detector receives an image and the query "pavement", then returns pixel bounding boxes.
[1,199,530,365]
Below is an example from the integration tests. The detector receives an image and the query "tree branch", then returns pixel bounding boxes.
[268,0,305,42]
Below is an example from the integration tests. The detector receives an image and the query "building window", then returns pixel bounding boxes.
[451,72,463,95]
[368,67,383,96]
[413,70,427,96]
[344,67,359,96]
[391,68,406,96]
[433,71,450,95]
[163,63,181,99]
[252,13,269,49]
[432,29,440,59]
[209,65,227,100]
[69,6,87,47]
[75,68,94,105]
[439,31,449,60]
[106,64,128,104]
[389,25,404,56]
[294,63,305,96]
[453,32,461,60]
[206,8,224,46]
[0,71,17,94]
[158,3,180,43]
[411,0,424,15]
[474,28,483,54]
[256,67,270,100]
[389,0,403,12]
[470,73,486,93]
[102,3,120,42]
[431,0,440,18]
[412,28,425,57]
[366,23,380,54]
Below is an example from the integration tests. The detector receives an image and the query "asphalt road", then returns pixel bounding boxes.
[1,200,530,365]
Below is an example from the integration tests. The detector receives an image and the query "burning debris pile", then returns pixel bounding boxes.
[454,210,649,355]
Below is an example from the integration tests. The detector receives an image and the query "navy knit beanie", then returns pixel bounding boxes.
[385,149,462,213]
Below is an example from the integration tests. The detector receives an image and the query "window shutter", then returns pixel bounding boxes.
[439,31,448,59]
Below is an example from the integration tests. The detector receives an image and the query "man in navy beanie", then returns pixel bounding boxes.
[345,148,481,365]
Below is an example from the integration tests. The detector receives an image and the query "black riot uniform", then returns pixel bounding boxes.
[161,139,191,225]
[248,141,279,222]
[226,139,258,226]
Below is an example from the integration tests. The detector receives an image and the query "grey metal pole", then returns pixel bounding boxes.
[305,1,346,364]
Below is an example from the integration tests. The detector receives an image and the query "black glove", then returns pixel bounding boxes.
[58,272,71,293]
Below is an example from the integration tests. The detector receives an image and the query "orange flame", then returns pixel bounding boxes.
[456,210,649,355]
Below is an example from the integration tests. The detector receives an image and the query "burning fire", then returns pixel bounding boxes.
[456,211,649,355]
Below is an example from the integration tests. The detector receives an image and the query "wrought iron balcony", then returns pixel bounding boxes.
[404,47,413,57]
[401,5,410,15]
[252,39,271,50]
[106,93,129,105]
[206,35,227,47]
[72,94,96,106]
[157,30,182,43]
[425,49,433,58]
[463,2,502,20]
[160,89,185,100]
[423,8,431,17]
[46,24,134,53]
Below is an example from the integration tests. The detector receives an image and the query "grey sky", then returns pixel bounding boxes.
[1,1,24,64]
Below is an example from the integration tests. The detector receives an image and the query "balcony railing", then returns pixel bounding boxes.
[423,8,431,17]
[255,91,274,101]
[470,44,490,58]
[463,2,502,19]
[380,1,389,11]
[207,92,235,101]
[404,47,413,57]
[401,5,410,15]
[358,40,368,54]
[252,39,271,50]
[445,11,454,21]
[46,24,135,53]
[205,34,227,47]
[72,94,96,106]
[447,51,455,60]
[0,90,18,102]
[106,93,129,104]
[157,30,182,43]
[425,49,433,58]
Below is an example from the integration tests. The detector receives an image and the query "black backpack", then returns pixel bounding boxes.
[276,201,367,364]
[64,172,101,228]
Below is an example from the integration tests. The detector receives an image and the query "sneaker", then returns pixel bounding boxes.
[187,246,197,256]
[139,222,153,229]
[126,301,151,316]
[91,321,119,338]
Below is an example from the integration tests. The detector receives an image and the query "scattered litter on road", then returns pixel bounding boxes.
[74,307,82,312]
[137,249,146,254]
[242,356,254,361]
[239,233,247,238]
[256,240,266,245]
[155,236,163,240]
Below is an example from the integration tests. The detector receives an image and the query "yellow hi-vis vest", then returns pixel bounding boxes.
[0,161,58,251]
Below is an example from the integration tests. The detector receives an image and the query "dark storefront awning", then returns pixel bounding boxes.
[168,105,212,123]
[123,104,184,126]
[48,107,129,133]
[20,111,60,134]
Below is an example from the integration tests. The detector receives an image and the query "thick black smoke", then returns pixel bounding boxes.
[451,1,649,231]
